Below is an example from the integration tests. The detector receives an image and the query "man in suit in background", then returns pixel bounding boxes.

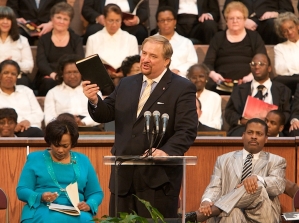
[265,110,285,137]
[7,0,65,45]
[83,35,198,217]
[225,53,291,136]
[185,118,286,222]
[82,0,149,44]
[158,0,220,44]
[223,0,294,44]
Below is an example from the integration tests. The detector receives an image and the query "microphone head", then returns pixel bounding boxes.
[153,110,160,117]
[161,113,169,120]
[144,111,152,117]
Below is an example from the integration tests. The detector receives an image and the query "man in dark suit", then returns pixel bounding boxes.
[225,53,291,136]
[223,0,294,44]
[82,35,198,217]
[158,0,220,44]
[81,0,149,44]
[7,0,65,45]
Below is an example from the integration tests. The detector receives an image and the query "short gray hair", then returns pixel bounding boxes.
[274,12,299,38]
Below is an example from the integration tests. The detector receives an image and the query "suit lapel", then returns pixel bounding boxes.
[253,151,268,174]
[136,70,172,122]
[31,0,38,10]
[232,151,243,182]
[239,82,252,106]
[131,74,144,120]
[271,83,280,106]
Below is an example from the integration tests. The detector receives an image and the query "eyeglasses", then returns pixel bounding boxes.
[227,17,244,22]
[158,18,175,23]
[0,120,16,126]
[64,71,80,76]
[0,71,18,76]
[249,61,268,67]
[106,19,122,24]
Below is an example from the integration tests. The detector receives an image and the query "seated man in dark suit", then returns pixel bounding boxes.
[0,108,18,137]
[158,0,220,44]
[225,53,291,136]
[196,98,220,132]
[265,110,285,137]
[7,0,65,45]
[223,0,294,44]
[82,0,149,44]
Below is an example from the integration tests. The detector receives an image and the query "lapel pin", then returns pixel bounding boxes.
[163,87,165,90]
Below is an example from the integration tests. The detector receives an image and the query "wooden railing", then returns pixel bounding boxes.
[0,136,297,222]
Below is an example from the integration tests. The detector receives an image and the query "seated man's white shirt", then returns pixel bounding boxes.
[198,88,222,130]
[44,82,102,126]
[86,27,138,70]
[0,85,44,128]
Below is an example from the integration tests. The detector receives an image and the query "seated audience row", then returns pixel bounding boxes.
[7,0,296,48]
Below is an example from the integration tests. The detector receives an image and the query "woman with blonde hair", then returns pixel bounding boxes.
[204,1,266,94]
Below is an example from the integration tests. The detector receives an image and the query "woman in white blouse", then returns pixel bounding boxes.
[274,12,299,95]
[187,63,222,130]
[155,6,198,78]
[44,54,101,128]
[85,3,138,85]
[0,6,33,87]
[0,60,43,137]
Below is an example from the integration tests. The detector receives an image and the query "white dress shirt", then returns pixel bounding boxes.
[86,28,138,70]
[0,85,44,128]
[0,35,33,73]
[198,88,222,130]
[274,40,299,76]
[251,78,273,104]
[44,82,102,126]
[157,32,198,77]
[178,0,198,15]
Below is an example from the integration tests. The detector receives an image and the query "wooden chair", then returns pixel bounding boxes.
[0,188,9,223]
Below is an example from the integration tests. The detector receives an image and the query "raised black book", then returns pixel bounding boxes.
[75,54,115,96]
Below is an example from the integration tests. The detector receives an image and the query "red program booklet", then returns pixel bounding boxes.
[242,96,278,120]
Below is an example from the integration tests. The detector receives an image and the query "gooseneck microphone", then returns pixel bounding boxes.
[153,110,160,133]
[161,113,169,134]
[144,111,152,141]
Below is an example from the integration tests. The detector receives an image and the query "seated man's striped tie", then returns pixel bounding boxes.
[241,153,253,182]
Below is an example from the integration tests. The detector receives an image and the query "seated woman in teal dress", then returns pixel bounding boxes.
[16,117,104,223]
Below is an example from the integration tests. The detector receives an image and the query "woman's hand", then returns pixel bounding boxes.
[42,192,58,203]
[123,15,139,26]
[15,120,31,133]
[38,21,53,36]
[209,71,224,83]
[49,72,57,80]
[77,201,90,212]
[242,73,253,83]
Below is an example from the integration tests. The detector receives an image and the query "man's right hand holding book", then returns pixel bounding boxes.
[82,81,100,106]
